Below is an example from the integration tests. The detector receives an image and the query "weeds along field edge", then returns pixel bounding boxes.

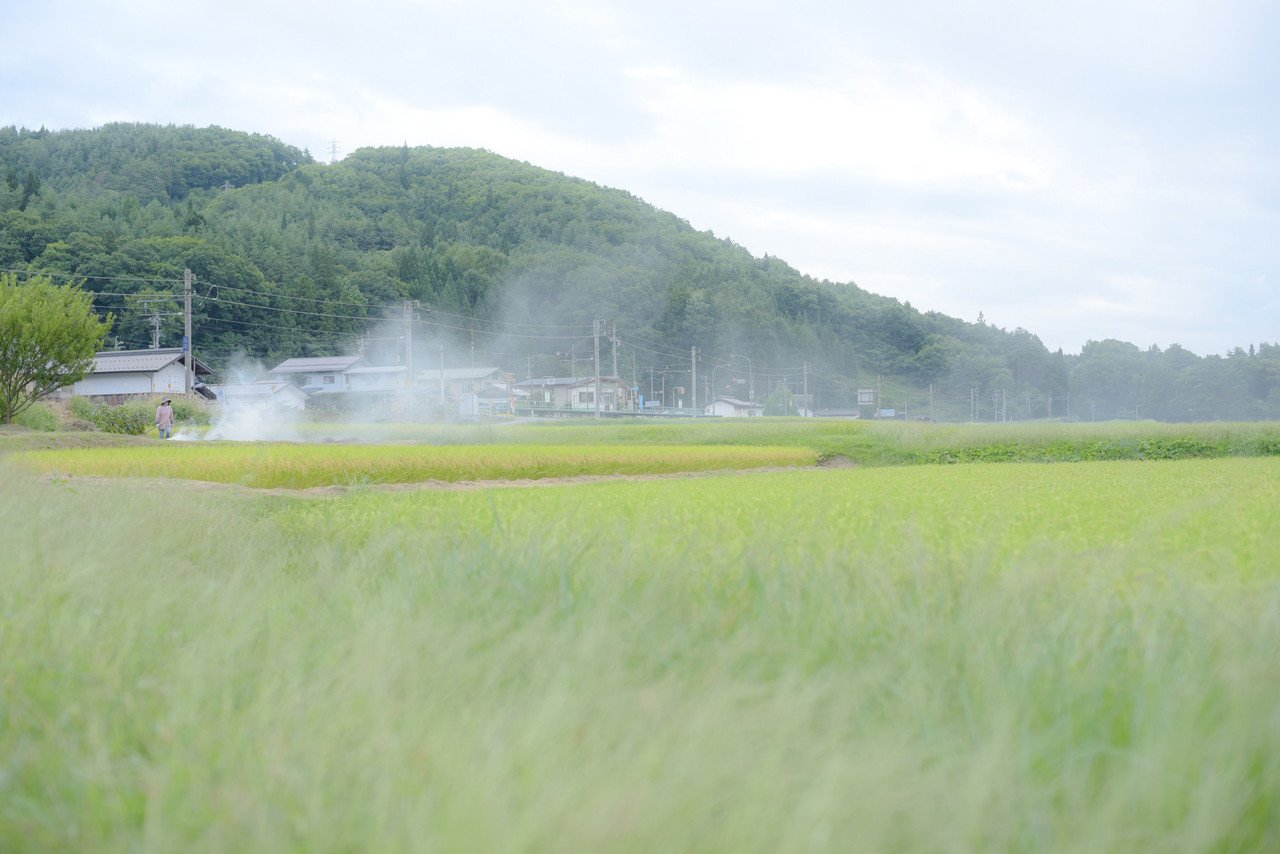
[6,419,1280,490]
[10,442,819,488]
[2,457,1279,849]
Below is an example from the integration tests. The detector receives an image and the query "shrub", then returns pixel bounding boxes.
[69,398,152,435]
[14,403,58,431]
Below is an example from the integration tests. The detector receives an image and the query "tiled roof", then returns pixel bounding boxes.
[91,348,211,375]
[269,355,362,373]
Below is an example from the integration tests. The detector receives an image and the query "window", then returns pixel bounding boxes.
[578,391,594,403]
[323,375,335,385]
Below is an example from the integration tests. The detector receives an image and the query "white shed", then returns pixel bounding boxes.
[71,348,214,402]
[703,396,764,417]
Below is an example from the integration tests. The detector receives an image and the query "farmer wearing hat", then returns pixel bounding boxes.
[156,398,175,439]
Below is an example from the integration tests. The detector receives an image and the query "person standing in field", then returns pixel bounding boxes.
[156,398,174,439]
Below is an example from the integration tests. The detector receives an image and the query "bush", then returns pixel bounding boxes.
[14,403,58,431]
[66,396,211,435]
[69,398,152,435]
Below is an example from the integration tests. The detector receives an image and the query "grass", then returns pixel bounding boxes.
[2,452,1279,850]
[12,442,817,488]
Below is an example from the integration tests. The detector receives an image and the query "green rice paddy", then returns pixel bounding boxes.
[2,419,1278,850]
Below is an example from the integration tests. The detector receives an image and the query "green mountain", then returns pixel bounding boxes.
[2,123,1276,419]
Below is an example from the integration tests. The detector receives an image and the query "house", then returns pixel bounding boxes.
[703,396,764,418]
[268,355,364,393]
[415,367,505,402]
[210,381,308,411]
[514,376,633,411]
[461,383,530,416]
[344,365,409,394]
[70,348,215,402]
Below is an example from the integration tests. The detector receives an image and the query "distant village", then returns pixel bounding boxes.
[63,347,836,418]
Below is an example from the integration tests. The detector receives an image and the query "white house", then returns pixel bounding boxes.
[211,381,308,411]
[416,367,505,402]
[70,348,215,402]
[514,376,633,411]
[268,355,364,393]
[703,396,764,418]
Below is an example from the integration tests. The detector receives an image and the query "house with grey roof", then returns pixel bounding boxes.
[415,367,505,402]
[267,355,364,393]
[70,348,214,402]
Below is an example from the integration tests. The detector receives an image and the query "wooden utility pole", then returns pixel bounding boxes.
[803,361,810,417]
[593,319,603,418]
[183,269,193,395]
[403,300,414,418]
[691,346,698,417]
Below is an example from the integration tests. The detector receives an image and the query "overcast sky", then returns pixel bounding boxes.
[4,0,1277,355]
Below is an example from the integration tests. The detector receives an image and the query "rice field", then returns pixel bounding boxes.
[2,421,1279,851]
[13,442,817,489]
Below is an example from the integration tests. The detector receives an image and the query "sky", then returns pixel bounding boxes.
[3,0,1277,355]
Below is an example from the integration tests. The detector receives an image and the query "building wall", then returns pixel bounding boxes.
[347,373,405,392]
[73,363,188,398]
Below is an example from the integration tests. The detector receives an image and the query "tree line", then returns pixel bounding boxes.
[1,123,1276,420]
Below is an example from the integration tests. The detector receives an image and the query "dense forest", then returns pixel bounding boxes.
[1,123,1276,420]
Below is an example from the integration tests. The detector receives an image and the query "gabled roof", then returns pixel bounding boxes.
[417,367,504,381]
[475,383,529,398]
[710,396,762,408]
[91,348,212,376]
[269,355,362,374]
[514,376,627,389]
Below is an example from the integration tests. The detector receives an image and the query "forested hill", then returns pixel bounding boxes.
[2,123,1277,420]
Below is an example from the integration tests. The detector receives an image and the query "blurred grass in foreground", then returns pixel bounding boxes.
[2,457,1278,850]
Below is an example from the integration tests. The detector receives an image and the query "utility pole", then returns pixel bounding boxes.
[611,321,618,379]
[971,387,976,422]
[403,300,414,419]
[183,269,193,396]
[439,343,446,413]
[691,346,698,418]
[803,362,810,417]
[527,355,534,383]
[593,319,604,418]
[929,383,935,422]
